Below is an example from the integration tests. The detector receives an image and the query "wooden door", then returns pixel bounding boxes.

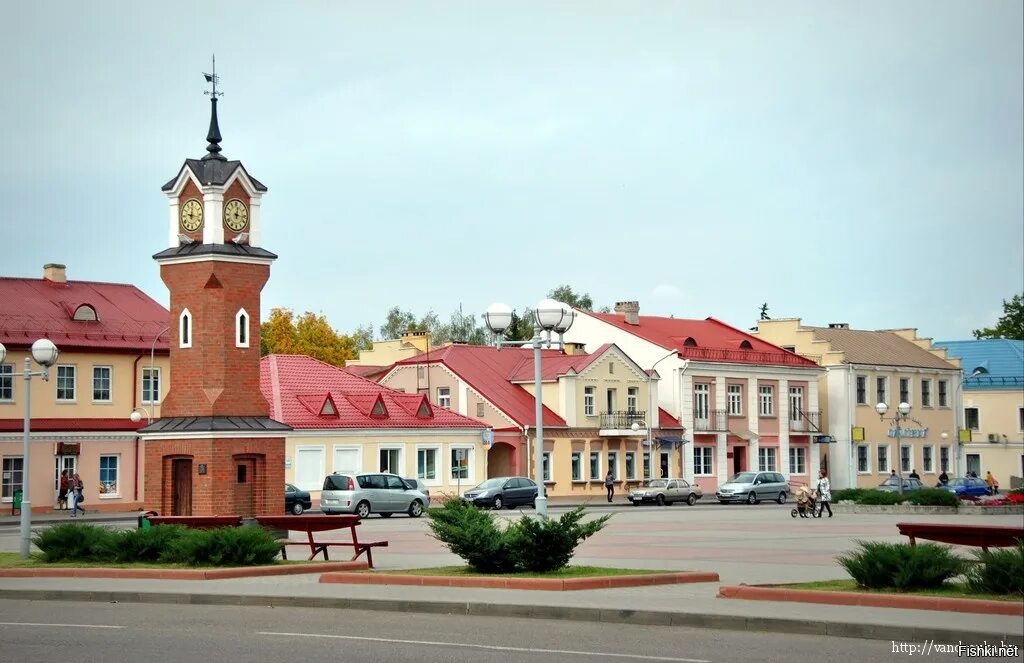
[233,459,256,517]
[171,459,192,516]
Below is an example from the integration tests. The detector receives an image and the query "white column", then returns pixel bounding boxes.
[779,378,790,479]
[202,190,225,244]
[747,377,760,471]
[458,382,469,417]
[249,195,262,246]
[167,198,180,247]
[716,432,728,484]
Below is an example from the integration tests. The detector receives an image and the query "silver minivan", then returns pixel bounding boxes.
[715,471,789,505]
[320,472,428,518]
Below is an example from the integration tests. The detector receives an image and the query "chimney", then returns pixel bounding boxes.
[563,342,586,355]
[828,322,849,329]
[43,263,67,283]
[614,301,640,325]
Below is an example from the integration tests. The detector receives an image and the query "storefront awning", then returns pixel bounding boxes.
[733,430,759,440]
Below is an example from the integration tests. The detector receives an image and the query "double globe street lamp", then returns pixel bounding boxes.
[875,401,918,496]
[482,299,575,518]
[0,339,62,559]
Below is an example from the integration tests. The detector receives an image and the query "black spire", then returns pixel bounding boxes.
[202,55,225,162]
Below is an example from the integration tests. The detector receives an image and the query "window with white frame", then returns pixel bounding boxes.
[295,446,326,490]
[417,447,438,481]
[179,308,192,348]
[964,407,980,431]
[939,446,950,473]
[899,377,910,405]
[789,447,806,475]
[584,387,595,416]
[542,452,552,482]
[333,446,360,475]
[876,376,888,405]
[877,444,890,473]
[694,383,710,421]
[789,386,804,422]
[589,451,601,480]
[571,452,583,481]
[0,363,12,401]
[922,445,934,473]
[476,402,485,417]
[900,444,912,473]
[142,367,161,404]
[966,453,981,477]
[693,447,713,475]
[857,445,870,473]
[643,452,651,479]
[938,380,948,407]
[607,451,619,480]
[2,457,23,499]
[437,387,451,409]
[99,455,119,495]
[451,447,471,480]
[758,447,777,471]
[92,366,112,402]
[235,308,250,348]
[627,387,638,412]
[1019,407,1024,432]
[56,365,76,401]
[758,385,774,417]
[379,447,403,474]
[921,379,932,407]
[856,376,867,405]
[727,384,743,416]
[625,451,636,480]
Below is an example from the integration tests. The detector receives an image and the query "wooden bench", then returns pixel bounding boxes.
[254,514,389,568]
[896,522,1024,552]
[147,515,243,529]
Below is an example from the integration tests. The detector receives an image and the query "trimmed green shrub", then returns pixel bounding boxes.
[97,525,189,563]
[856,490,905,505]
[32,523,117,562]
[507,508,610,573]
[902,488,960,507]
[426,499,517,573]
[159,526,280,567]
[831,488,868,503]
[837,541,965,590]
[965,544,1024,595]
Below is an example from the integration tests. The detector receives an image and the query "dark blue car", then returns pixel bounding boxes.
[942,477,992,498]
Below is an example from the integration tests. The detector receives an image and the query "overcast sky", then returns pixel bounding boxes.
[2,1,1021,342]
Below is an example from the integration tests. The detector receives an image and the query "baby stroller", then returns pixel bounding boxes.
[791,486,820,518]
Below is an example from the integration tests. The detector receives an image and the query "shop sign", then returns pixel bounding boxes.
[888,427,928,439]
[55,442,81,455]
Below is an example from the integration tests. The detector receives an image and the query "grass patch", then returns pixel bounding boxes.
[0,552,310,569]
[374,565,670,578]
[776,578,1022,603]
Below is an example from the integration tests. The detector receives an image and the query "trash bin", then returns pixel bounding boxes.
[137,510,158,529]
[12,489,22,515]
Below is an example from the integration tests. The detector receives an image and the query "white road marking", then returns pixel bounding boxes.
[0,622,125,629]
[257,631,711,662]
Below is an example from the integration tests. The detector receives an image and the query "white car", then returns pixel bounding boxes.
[629,479,703,506]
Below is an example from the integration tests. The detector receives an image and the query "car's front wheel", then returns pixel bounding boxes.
[408,500,424,518]
[686,493,697,506]
[355,501,371,519]
[746,492,758,505]
[656,494,666,506]
[290,502,304,515]
[492,496,504,510]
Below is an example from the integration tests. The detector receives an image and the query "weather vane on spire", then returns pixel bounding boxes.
[203,54,223,98]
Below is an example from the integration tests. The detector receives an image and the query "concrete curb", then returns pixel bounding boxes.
[319,571,719,591]
[831,503,1024,515]
[0,560,366,580]
[1,588,1021,645]
[718,585,1024,617]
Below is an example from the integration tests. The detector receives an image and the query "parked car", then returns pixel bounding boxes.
[284,483,312,515]
[463,476,538,509]
[402,478,432,507]
[715,471,790,505]
[876,476,925,493]
[320,472,429,518]
[629,479,702,506]
[942,476,992,498]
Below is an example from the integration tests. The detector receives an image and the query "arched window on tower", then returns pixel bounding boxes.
[236,308,249,348]
[180,308,193,349]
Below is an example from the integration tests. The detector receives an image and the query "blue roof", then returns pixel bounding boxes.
[934,339,1024,390]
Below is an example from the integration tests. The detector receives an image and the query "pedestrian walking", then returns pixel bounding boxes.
[604,470,615,503]
[57,470,69,510]
[816,469,833,518]
[985,471,999,495]
[69,473,86,517]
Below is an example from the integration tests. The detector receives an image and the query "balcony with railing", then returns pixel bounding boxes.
[692,409,728,432]
[789,409,821,433]
[598,410,647,436]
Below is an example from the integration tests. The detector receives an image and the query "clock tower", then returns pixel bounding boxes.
[141,64,289,517]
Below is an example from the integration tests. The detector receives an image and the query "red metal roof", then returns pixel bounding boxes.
[0,418,143,433]
[0,276,169,352]
[260,354,487,430]
[393,345,570,428]
[589,313,817,367]
[658,407,682,429]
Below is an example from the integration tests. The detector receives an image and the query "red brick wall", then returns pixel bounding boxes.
[144,436,285,516]
[159,260,271,418]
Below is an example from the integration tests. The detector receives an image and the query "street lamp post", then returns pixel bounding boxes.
[875,401,917,496]
[0,339,62,559]
[483,299,575,518]
[644,352,688,481]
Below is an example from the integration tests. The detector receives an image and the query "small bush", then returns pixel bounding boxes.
[902,488,960,507]
[33,523,117,562]
[160,526,280,567]
[831,488,867,503]
[837,541,965,590]
[965,544,1024,595]
[507,508,610,573]
[856,490,905,505]
[427,500,518,573]
[97,525,189,563]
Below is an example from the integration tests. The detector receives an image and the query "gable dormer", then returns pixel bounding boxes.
[370,394,388,418]
[416,395,433,419]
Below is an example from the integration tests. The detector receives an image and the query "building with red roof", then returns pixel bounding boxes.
[0,263,170,513]
[562,302,824,493]
[379,342,685,499]
[261,354,488,498]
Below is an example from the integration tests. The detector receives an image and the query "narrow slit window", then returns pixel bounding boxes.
[236,309,250,348]
[179,308,192,348]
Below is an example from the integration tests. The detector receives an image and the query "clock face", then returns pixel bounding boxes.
[224,199,249,232]
[179,199,203,232]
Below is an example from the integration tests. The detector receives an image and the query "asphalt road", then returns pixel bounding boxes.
[7,599,1015,663]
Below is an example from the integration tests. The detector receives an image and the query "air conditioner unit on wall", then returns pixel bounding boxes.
[987,433,1000,443]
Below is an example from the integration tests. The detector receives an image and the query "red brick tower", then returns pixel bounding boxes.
[141,66,289,516]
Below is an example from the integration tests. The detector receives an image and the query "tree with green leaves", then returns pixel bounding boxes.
[504,308,535,342]
[260,308,358,366]
[760,303,771,320]
[973,294,1024,340]
[548,284,594,311]
[379,307,426,340]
